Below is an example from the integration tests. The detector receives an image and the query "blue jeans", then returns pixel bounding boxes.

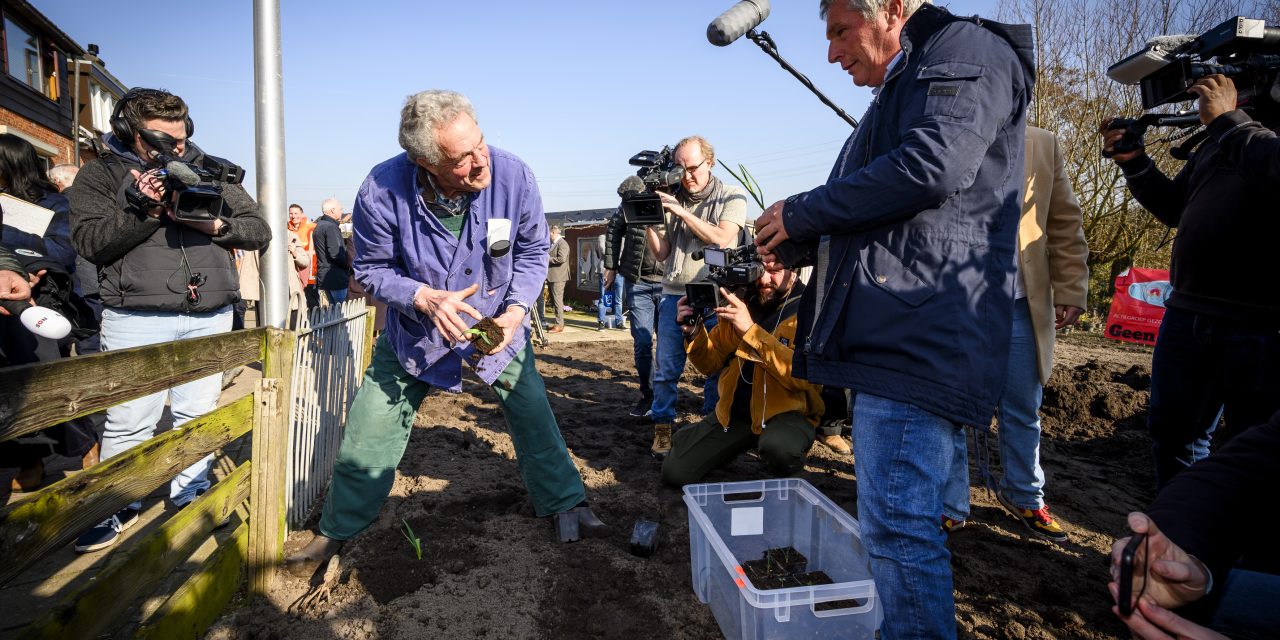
[626,280,663,398]
[598,275,625,327]
[652,293,719,422]
[1148,306,1280,490]
[99,306,233,506]
[852,393,959,639]
[322,288,349,305]
[1207,569,1280,639]
[943,298,1045,518]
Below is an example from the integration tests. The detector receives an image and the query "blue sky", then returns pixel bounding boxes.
[33,0,997,218]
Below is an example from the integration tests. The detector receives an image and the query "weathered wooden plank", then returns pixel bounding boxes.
[363,306,377,372]
[135,521,249,640]
[0,395,255,586]
[0,327,267,442]
[19,462,252,640]
[248,378,287,595]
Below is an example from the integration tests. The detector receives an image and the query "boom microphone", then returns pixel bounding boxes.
[164,160,201,187]
[707,0,771,47]
[617,175,646,198]
[0,299,72,340]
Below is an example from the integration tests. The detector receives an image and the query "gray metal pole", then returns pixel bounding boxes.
[71,59,81,166]
[253,0,289,328]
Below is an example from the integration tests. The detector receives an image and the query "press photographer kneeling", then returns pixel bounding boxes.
[660,252,822,487]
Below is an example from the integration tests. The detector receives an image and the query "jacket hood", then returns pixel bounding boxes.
[903,4,1036,87]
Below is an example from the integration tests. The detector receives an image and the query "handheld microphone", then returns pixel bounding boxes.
[708,0,771,47]
[0,299,72,340]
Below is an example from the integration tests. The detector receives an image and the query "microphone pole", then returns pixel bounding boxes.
[746,30,859,128]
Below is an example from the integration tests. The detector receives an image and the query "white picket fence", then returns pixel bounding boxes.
[285,298,371,529]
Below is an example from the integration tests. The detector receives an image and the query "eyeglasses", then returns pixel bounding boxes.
[679,159,708,176]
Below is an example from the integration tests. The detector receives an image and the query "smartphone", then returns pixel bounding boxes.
[1117,532,1146,616]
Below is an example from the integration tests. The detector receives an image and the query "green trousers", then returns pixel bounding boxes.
[319,336,585,540]
[660,410,815,487]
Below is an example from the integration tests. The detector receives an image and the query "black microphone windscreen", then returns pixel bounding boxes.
[165,161,201,187]
[707,0,771,47]
[618,175,646,197]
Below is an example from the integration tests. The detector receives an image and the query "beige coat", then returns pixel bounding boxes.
[1020,126,1090,384]
[237,231,309,313]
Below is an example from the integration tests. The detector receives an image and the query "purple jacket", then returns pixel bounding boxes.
[351,147,548,389]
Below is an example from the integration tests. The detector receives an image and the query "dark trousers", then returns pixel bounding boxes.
[1148,306,1280,490]
[660,411,815,487]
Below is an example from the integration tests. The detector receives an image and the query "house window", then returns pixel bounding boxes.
[4,15,45,94]
[89,81,115,133]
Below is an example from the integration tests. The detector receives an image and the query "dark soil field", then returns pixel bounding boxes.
[206,332,1157,640]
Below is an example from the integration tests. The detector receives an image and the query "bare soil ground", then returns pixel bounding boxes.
[206,331,1157,640]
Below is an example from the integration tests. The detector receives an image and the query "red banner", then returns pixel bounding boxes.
[1105,267,1171,346]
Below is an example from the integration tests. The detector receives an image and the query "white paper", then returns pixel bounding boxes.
[0,194,55,237]
[730,507,764,537]
[487,218,511,246]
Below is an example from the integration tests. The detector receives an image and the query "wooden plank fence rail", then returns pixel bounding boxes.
[0,394,256,586]
[136,522,250,640]
[0,328,267,443]
[21,461,253,640]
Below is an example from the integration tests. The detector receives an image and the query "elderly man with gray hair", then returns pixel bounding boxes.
[285,90,607,576]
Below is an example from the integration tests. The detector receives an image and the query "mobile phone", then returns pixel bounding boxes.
[1117,533,1146,616]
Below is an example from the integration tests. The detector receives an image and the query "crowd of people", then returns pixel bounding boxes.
[2,0,1277,637]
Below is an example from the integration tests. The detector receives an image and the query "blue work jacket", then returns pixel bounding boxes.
[785,6,1036,426]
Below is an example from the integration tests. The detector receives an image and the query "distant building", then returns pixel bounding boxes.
[1,0,128,169]
[546,208,614,306]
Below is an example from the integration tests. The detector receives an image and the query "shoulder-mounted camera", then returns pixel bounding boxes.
[126,129,246,222]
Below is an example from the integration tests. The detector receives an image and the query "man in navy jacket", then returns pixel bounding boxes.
[755,1,1034,637]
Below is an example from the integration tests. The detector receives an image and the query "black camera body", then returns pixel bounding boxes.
[1108,16,1280,109]
[621,147,684,226]
[126,129,246,222]
[683,245,764,320]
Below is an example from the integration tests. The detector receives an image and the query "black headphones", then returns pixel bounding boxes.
[110,88,195,145]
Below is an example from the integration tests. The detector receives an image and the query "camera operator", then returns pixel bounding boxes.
[643,135,748,457]
[67,88,270,553]
[1101,74,1280,491]
[660,261,822,486]
[1107,409,1280,639]
[604,175,665,417]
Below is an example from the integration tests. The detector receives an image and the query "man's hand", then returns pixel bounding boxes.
[1111,597,1228,640]
[0,269,33,315]
[657,191,692,222]
[676,295,698,336]
[754,200,790,260]
[1108,512,1210,614]
[129,169,169,218]
[487,304,526,354]
[25,269,46,290]
[1055,305,1084,330]
[1100,119,1144,164]
[715,288,754,336]
[413,283,483,343]
[604,269,616,289]
[1187,74,1237,126]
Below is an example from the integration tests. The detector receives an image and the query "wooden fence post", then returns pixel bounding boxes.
[362,306,377,372]
[247,377,284,596]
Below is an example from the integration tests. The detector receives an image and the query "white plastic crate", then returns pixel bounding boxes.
[684,478,881,639]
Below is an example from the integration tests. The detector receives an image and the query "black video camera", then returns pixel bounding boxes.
[683,245,764,321]
[126,129,246,222]
[620,146,683,226]
[1105,16,1280,156]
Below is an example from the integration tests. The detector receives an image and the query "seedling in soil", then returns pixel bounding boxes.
[763,546,808,575]
[464,317,505,355]
[401,519,423,560]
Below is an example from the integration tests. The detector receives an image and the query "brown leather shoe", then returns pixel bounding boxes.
[11,459,44,492]
[651,423,672,458]
[81,441,101,470]
[548,324,564,333]
[283,533,344,578]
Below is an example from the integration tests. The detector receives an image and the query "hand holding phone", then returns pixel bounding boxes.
[1117,532,1147,617]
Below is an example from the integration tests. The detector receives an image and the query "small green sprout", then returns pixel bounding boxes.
[401,518,423,560]
[463,327,495,347]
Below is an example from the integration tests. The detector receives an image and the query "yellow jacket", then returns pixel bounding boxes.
[686,290,825,433]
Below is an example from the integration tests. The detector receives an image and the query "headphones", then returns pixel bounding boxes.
[110,88,195,145]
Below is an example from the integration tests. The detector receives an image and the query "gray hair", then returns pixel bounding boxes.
[819,0,930,20]
[321,197,340,214]
[398,90,477,165]
[48,163,79,190]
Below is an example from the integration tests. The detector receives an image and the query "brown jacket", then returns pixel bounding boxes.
[686,290,824,433]
[1020,126,1090,384]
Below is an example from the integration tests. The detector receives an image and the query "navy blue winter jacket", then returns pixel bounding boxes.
[784,5,1036,427]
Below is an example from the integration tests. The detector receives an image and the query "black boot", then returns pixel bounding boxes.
[552,505,611,543]
[283,533,343,578]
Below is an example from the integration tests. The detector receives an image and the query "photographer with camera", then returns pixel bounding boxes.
[67,88,270,552]
[643,135,748,457]
[660,260,821,486]
[1101,73,1280,491]
[604,175,665,417]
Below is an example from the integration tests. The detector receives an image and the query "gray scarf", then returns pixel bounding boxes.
[668,175,728,280]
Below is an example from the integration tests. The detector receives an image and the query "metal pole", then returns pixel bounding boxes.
[71,58,81,165]
[253,0,289,328]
